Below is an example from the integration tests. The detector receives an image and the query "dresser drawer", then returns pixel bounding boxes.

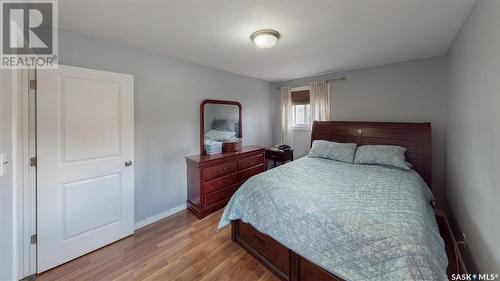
[238,222,289,275]
[203,172,238,193]
[239,164,264,182]
[202,162,237,181]
[204,184,239,206]
[238,154,264,170]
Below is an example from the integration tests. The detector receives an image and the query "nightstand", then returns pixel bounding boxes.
[265,148,294,169]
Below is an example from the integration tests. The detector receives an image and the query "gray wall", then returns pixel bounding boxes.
[273,56,448,205]
[447,0,500,273]
[58,30,275,222]
[0,70,15,281]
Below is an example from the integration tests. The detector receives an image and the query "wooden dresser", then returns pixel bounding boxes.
[186,145,265,219]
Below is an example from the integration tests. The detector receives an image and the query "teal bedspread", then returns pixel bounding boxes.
[218,157,447,281]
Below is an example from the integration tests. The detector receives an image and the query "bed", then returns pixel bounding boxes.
[218,121,451,281]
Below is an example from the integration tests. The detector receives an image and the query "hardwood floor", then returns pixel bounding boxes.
[37,209,279,281]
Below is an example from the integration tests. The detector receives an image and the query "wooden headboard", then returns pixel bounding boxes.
[311,121,432,187]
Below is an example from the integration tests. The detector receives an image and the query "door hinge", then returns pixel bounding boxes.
[29,80,36,90]
[30,157,37,167]
[30,234,37,244]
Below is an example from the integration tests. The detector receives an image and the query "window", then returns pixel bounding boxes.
[291,88,311,129]
[293,104,310,126]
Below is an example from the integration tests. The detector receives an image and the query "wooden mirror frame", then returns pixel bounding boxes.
[200,99,242,155]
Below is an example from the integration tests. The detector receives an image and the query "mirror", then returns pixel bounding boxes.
[200,99,242,155]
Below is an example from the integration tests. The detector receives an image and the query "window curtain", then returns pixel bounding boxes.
[280,86,293,145]
[309,81,331,124]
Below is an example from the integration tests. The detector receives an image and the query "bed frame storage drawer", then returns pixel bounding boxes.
[202,162,237,181]
[238,222,290,275]
[203,172,239,193]
[299,259,340,281]
[233,220,344,281]
[186,146,266,219]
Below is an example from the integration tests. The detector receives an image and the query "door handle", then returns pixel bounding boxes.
[125,160,133,167]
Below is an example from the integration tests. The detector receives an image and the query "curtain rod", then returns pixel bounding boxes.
[275,77,346,89]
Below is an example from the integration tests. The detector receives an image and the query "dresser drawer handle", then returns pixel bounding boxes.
[219,167,226,173]
[219,179,228,185]
[252,234,270,250]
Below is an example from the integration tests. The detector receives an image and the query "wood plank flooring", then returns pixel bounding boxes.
[37,209,279,281]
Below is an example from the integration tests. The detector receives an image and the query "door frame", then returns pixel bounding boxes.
[14,68,37,279]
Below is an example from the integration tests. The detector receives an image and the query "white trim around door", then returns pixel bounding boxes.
[13,68,37,280]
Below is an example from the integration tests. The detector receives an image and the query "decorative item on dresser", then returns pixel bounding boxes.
[186,145,265,219]
[265,147,294,169]
[223,140,241,152]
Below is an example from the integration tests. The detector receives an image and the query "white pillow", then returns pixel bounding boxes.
[205,129,236,141]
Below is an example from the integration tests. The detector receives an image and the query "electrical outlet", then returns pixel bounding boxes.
[456,232,467,250]
[461,232,467,249]
[0,153,7,177]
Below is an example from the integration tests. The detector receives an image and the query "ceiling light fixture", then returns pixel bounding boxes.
[250,29,280,48]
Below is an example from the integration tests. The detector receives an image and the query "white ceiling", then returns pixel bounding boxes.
[59,0,476,82]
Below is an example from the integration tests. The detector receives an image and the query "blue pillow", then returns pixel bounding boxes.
[354,145,410,170]
[308,140,358,163]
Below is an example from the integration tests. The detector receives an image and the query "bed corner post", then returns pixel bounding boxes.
[310,121,318,148]
[289,251,300,281]
[231,220,237,242]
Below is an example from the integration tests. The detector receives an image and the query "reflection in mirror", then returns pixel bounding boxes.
[201,100,242,155]
[204,104,240,142]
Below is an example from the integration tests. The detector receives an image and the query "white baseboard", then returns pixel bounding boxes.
[134,203,187,230]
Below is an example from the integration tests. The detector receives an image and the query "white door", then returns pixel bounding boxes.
[36,65,134,273]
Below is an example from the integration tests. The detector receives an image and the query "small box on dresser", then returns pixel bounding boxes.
[185,145,265,219]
